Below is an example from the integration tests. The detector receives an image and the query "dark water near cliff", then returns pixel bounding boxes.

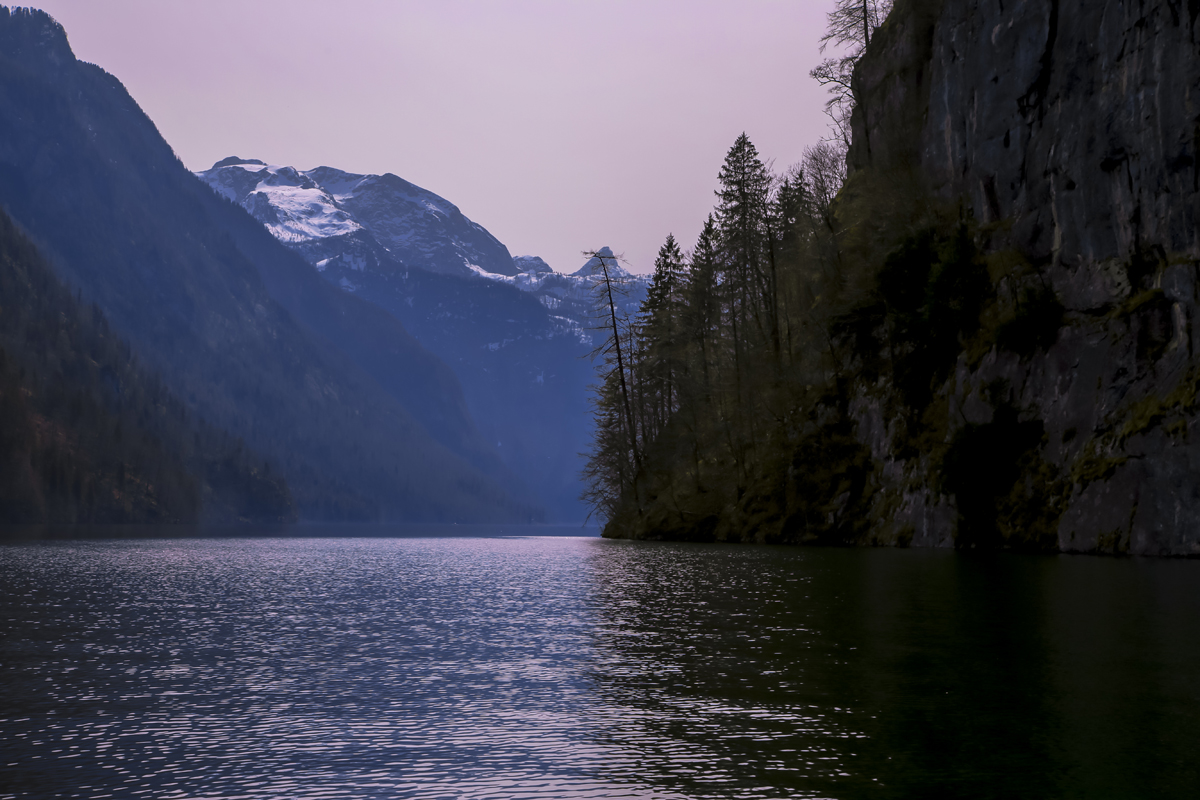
[1,530,1197,799]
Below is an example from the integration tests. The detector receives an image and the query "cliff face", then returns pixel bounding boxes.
[849,0,1200,555]
[857,0,1200,269]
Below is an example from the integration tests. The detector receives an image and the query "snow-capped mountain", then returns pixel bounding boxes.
[197,159,647,521]
[197,160,646,342]
[199,158,517,278]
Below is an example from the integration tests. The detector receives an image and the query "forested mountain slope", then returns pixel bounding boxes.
[0,7,537,522]
[592,0,1200,555]
[0,210,294,524]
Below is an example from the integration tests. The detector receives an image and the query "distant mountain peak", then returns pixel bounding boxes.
[512,255,553,275]
[572,247,630,279]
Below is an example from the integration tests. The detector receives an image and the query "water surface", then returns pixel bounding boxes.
[1,531,1197,798]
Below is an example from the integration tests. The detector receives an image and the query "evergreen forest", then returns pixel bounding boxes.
[583,131,874,541]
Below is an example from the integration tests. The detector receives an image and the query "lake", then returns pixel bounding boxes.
[1,529,1197,799]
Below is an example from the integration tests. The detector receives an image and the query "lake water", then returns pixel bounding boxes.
[1,528,1197,799]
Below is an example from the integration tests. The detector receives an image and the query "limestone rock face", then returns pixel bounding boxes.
[850,0,1200,555]
[857,0,1200,276]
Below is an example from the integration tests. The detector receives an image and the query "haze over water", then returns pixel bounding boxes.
[1,531,1197,798]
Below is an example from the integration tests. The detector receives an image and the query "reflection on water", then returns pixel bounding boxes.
[1,533,1197,799]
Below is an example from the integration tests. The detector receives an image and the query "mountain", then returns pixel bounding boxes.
[0,7,538,522]
[196,161,647,521]
[202,158,518,279]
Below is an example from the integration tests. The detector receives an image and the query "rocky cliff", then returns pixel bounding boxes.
[848,0,1200,555]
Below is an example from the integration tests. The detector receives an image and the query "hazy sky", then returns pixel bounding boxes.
[34,0,839,274]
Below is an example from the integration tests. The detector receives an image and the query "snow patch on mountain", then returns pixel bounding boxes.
[465,262,513,283]
[201,160,362,243]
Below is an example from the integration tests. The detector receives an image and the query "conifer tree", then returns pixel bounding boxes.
[637,233,688,442]
[581,368,635,521]
[771,169,815,361]
[684,216,721,400]
[715,132,774,331]
[679,217,724,494]
[714,133,775,467]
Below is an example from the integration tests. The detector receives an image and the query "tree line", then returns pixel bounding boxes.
[581,131,857,536]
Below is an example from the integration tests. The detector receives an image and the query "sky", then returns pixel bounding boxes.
[33,0,840,274]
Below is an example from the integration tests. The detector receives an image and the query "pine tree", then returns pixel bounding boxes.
[715,132,774,336]
[684,216,721,401]
[679,217,722,494]
[637,233,688,444]
[714,133,775,473]
[771,169,815,362]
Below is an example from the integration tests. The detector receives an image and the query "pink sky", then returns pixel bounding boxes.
[33,0,839,274]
